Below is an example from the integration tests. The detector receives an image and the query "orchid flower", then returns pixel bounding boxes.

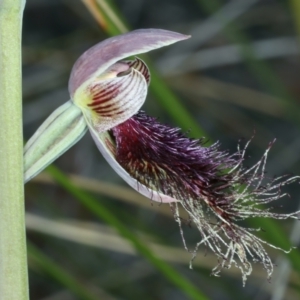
[24,29,300,285]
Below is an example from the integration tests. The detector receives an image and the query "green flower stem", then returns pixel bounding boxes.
[0,1,29,299]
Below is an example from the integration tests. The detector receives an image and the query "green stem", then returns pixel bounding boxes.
[0,1,29,299]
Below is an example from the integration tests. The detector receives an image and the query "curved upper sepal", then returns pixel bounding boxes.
[68,28,190,97]
[87,120,178,203]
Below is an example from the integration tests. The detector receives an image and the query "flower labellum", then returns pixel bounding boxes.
[24,29,300,285]
[110,113,300,285]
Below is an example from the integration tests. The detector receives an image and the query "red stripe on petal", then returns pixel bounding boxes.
[83,66,147,132]
[100,110,124,117]
[128,58,150,85]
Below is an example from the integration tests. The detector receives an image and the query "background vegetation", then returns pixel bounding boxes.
[23,0,300,299]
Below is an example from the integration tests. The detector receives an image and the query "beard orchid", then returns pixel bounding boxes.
[24,29,300,285]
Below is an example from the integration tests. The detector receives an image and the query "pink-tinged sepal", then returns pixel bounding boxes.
[68,29,190,97]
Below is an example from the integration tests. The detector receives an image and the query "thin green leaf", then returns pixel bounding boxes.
[290,0,300,42]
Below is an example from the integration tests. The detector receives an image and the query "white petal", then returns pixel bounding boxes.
[80,66,148,132]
